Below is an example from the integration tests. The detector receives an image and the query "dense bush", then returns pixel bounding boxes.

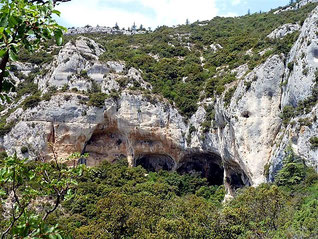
[88,93,108,107]
[309,137,318,149]
[41,156,318,239]
[22,93,42,110]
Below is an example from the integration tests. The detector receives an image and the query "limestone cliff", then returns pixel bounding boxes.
[1,4,318,196]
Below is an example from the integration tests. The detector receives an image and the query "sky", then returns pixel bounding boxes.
[56,0,291,29]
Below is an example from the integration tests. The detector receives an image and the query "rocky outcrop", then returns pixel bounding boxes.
[2,5,318,196]
[267,23,300,39]
[66,26,147,36]
[274,0,318,14]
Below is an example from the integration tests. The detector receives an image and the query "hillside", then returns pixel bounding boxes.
[0,0,318,237]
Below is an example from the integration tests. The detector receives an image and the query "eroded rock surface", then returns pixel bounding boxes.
[2,5,318,196]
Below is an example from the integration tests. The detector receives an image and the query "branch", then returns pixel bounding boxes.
[42,188,61,221]
[27,0,71,6]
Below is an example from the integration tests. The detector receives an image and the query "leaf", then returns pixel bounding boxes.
[54,29,63,46]
[9,49,18,61]
[0,49,7,57]
[0,16,8,27]
[52,10,61,17]
[2,78,15,92]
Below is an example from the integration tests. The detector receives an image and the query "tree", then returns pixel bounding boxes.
[0,147,86,238]
[275,146,306,186]
[131,22,136,31]
[0,0,67,100]
[186,18,189,25]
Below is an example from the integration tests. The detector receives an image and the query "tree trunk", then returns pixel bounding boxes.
[0,51,9,92]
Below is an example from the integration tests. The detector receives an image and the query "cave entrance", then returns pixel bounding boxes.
[177,152,224,186]
[135,154,176,172]
[225,165,251,193]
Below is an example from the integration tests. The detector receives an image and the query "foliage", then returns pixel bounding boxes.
[280,105,295,125]
[81,3,316,118]
[88,92,108,107]
[0,0,66,101]
[22,93,42,110]
[224,86,237,107]
[0,149,86,238]
[309,136,318,149]
[27,156,316,239]
[275,146,306,186]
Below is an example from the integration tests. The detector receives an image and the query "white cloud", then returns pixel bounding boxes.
[56,0,219,29]
[231,0,241,5]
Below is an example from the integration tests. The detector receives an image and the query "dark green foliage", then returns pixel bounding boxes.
[281,105,295,125]
[244,81,252,91]
[45,158,318,239]
[275,146,306,186]
[79,3,316,118]
[0,122,14,137]
[42,86,57,101]
[224,86,237,107]
[22,93,42,110]
[88,93,108,107]
[20,146,28,154]
[309,137,318,149]
[288,61,294,71]
[80,70,88,78]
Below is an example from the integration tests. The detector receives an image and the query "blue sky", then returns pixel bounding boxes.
[56,0,291,29]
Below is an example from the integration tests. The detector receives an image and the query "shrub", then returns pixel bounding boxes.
[80,70,88,78]
[280,105,295,126]
[288,61,294,71]
[88,93,108,107]
[224,86,236,107]
[309,137,318,149]
[21,146,28,154]
[275,146,306,186]
[244,81,252,91]
[302,68,309,76]
[22,94,42,110]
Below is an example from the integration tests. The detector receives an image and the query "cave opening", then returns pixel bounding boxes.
[135,154,176,172]
[225,167,251,192]
[177,152,224,186]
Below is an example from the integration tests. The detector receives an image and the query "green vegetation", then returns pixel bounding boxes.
[88,92,108,107]
[0,146,317,238]
[0,152,85,238]
[40,154,317,239]
[224,86,237,107]
[65,3,315,118]
[276,146,306,186]
[22,93,42,110]
[0,0,65,101]
[309,137,318,149]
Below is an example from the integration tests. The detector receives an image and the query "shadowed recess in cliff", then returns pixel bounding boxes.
[135,154,176,172]
[225,165,251,192]
[83,124,127,165]
[177,152,224,186]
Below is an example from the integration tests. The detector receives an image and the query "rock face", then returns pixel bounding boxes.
[2,6,318,196]
[274,0,318,14]
[267,23,300,39]
[66,26,147,36]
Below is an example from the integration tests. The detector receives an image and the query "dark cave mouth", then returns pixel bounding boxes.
[135,154,176,172]
[177,152,224,186]
[135,152,225,186]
